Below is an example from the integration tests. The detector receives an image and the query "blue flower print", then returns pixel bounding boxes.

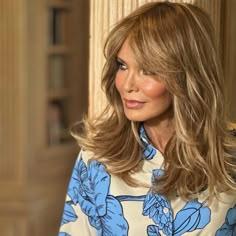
[92,196,129,235]
[215,204,236,236]
[65,156,128,236]
[143,189,173,235]
[140,126,157,160]
[58,233,71,236]
[60,202,77,225]
[147,225,161,236]
[67,156,110,216]
[143,168,173,235]
[173,199,211,236]
[144,170,211,236]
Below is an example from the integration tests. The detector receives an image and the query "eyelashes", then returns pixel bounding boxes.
[115,58,156,76]
[116,58,127,70]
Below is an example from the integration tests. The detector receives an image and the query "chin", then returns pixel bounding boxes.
[124,113,146,122]
[127,118,145,122]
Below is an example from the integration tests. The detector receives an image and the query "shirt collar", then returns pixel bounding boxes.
[139,125,157,160]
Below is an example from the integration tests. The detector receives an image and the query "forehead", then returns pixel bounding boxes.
[117,39,138,64]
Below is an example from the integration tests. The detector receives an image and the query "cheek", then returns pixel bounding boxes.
[142,81,169,99]
[114,72,123,94]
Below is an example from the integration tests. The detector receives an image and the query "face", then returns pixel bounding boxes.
[115,39,173,125]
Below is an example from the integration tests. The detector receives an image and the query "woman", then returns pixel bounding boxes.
[59,1,236,235]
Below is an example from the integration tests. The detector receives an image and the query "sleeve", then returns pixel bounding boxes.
[58,150,97,236]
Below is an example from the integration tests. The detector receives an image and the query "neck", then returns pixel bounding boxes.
[143,113,174,154]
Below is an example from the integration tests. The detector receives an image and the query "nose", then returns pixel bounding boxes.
[123,71,138,92]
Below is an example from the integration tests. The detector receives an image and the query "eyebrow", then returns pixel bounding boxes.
[116,57,126,65]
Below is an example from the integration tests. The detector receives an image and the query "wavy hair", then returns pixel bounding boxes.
[72,1,236,200]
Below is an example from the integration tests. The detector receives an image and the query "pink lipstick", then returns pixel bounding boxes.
[124,99,145,109]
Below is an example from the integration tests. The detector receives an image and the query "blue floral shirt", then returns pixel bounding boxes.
[59,127,236,236]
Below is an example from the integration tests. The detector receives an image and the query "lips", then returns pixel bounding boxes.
[123,99,145,109]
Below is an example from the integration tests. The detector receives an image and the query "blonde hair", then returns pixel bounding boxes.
[72,1,236,200]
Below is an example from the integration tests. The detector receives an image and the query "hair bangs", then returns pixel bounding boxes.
[128,6,183,82]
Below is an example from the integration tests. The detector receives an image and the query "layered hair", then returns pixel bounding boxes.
[73,1,236,200]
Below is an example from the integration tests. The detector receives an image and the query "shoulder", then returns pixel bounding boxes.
[77,148,95,165]
[75,148,106,172]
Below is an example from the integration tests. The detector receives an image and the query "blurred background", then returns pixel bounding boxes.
[0,0,235,235]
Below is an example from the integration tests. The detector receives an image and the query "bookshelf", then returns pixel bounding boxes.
[44,0,89,149]
[47,1,70,146]
[29,0,89,235]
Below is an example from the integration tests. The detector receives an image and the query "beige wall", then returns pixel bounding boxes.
[0,0,29,234]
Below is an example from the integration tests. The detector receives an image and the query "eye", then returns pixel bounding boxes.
[116,59,127,71]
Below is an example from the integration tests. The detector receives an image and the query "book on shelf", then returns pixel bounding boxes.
[47,99,68,145]
[49,8,66,45]
[48,55,65,89]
